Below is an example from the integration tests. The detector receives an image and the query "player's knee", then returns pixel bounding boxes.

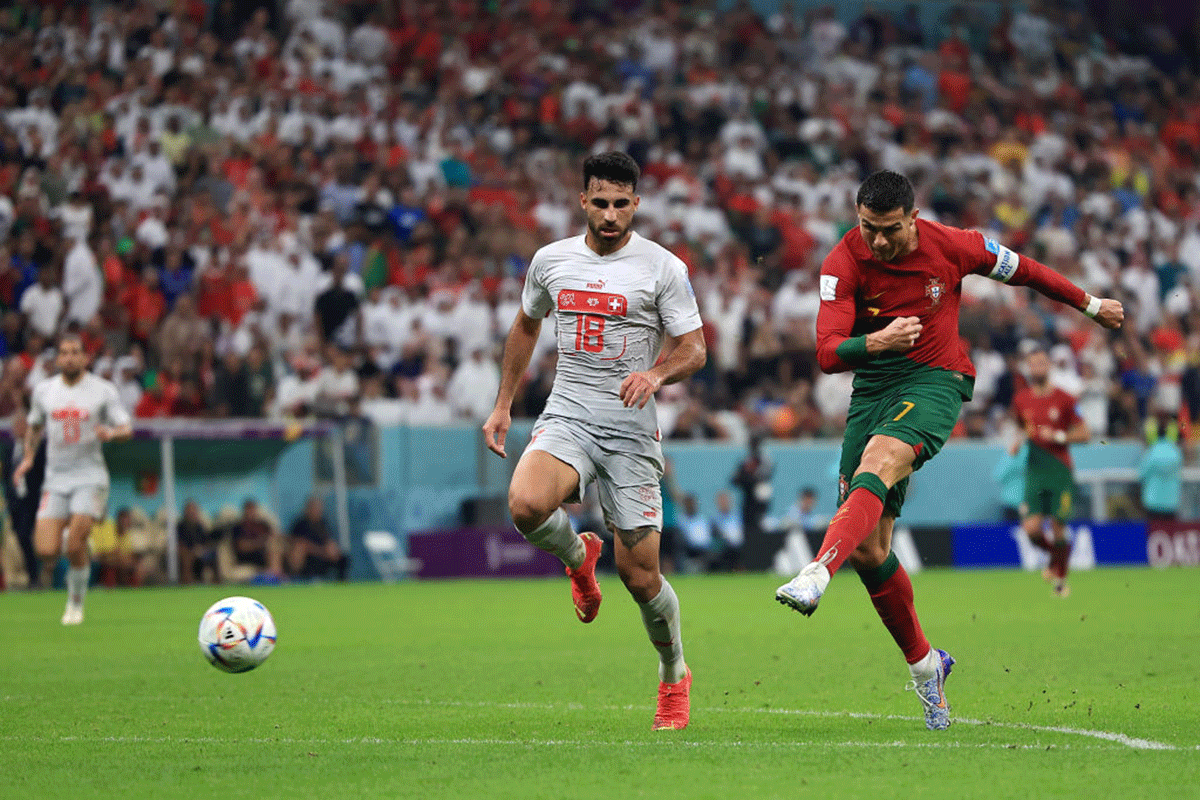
[617,564,659,601]
[507,488,552,533]
[848,539,888,570]
[35,541,59,561]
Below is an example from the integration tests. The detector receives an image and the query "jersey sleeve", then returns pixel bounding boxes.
[814,248,863,373]
[964,229,1088,309]
[657,255,703,337]
[27,382,45,427]
[520,247,553,319]
[103,380,132,427]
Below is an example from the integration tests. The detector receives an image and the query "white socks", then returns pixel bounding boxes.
[523,508,585,569]
[908,647,938,682]
[66,565,89,607]
[639,578,686,683]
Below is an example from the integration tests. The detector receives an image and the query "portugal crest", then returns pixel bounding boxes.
[925,277,945,306]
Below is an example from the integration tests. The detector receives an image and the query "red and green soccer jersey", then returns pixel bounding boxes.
[1012,386,1083,470]
[815,218,1088,395]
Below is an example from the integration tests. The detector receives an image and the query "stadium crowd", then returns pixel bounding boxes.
[0,0,1198,448]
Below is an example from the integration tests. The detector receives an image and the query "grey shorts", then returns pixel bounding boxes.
[526,415,664,532]
[38,484,109,521]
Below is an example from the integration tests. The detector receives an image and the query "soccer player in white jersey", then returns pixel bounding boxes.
[15,333,132,624]
[483,152,707,730]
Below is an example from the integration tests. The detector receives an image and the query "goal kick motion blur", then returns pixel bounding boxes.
[775,171,1123,730]
[484,152,706,730]
[15,333,132,624]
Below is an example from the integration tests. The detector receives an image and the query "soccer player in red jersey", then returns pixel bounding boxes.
[775,171,1124,730]
[1010,345,1090,597]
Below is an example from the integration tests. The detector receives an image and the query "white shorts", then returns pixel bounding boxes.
[37,484,109,521]
[525,415,664,532]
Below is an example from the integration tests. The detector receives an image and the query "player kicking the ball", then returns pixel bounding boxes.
[15,333,132,624]
[775,171,1123,730]
[484,152,706,730]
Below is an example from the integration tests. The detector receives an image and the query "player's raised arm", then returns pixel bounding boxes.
[970,233,1124,329]
[483,308,542,458]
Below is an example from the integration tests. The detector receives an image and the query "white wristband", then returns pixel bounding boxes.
[1054,430,1067,444]
[1084,295,1102,318]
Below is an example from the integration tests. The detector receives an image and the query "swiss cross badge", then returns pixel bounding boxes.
[925,277,945,306]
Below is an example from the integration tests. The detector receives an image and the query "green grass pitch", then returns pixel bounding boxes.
[2,568,1198,799]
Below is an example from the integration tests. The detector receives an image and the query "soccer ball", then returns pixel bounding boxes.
[198,596,277,673]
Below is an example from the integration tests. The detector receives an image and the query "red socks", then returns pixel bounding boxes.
[857,552,930,664]
[815,475,887,575]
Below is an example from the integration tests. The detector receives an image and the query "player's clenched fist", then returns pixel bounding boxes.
[1094,298,1124,330]
[868,316,923,354]
[482,407,511,458]
[619,370,664,409]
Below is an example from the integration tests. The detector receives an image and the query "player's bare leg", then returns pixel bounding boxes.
[613,525,690,729]
[508,451,601,620]
[848,515,954,730]
[777,435,913,614]
[33,516,66,593]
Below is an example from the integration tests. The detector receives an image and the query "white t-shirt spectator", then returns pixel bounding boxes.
[447,352,500,421]
[55,200,92,243]
[21,283,64,338]
[62,240,102,326]
[314,365,359,415]
[136,213,170,250]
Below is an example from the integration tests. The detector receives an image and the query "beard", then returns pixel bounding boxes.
[588,218,628,252]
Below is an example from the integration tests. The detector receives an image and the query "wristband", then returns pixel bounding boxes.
[1054,430,1066,444]
[1084,295,1102,318]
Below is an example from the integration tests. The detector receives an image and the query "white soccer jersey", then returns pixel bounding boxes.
[522,232,702,436]
[28,372,131,491]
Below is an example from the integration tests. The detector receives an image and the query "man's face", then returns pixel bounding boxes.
[56,338,86,379]
[581,178,637,253]
[857,204,918,263]
[1027,351,1051,384]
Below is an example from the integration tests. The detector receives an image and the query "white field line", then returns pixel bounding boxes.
[377,698,1192,752]
[0,734,1159,751]
[0,699,1195,752]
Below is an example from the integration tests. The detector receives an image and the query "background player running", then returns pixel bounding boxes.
[1010,344,1089,597]
[774,171,1123,730]
[15,333,132,625]
[483,152,706,730]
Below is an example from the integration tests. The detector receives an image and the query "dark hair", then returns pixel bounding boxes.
[56,332,83,349]
[856,170,915,214]
[583,151,639,192]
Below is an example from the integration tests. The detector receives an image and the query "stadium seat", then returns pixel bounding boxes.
[363,531,421,582]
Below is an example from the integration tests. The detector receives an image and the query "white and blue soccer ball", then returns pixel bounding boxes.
[198,596,277,673]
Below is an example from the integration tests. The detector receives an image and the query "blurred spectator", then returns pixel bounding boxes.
[731,434,774,557]
[447,344,499,421]
[313,345,359,416]
[177,499,221,585]
[1139,416,1184,522]
[92,508,150,587]
[230,498,284,578]
[1,413,45,587]
[712,490,744,571]
[779,486,827,538]
[677,493,718,573]
[62,235,101,328]
[286,495,348,581]
[20,265,63,339]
